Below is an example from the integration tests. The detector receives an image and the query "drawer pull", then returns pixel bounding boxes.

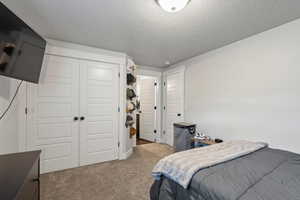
[32,178,39,183]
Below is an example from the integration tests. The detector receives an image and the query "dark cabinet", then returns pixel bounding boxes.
[0,151,41,200]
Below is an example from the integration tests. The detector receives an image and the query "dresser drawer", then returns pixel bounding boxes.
[0,151,41,200]
[15,159,39,200]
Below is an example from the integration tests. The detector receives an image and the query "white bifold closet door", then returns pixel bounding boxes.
[27,55,80,173]
[139,76,157,142]
[79,60,119,166]
[26,55,119,173]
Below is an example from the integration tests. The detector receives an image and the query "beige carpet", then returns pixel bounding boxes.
[41,143,173,200]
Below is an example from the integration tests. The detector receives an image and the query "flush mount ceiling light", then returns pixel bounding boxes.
[156,0,191,13]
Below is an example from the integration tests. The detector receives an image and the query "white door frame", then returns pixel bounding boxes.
[162,66,186,145]
[18,39,127,161]
[135,68,162,145]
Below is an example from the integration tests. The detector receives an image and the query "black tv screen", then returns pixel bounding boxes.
[0,2,46,83]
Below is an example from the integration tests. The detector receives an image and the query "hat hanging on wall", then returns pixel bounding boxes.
[126,102,136,113]
[127,64,136,71]
[127,73,136,85]
[125,115,134,128]
[127,88,136,100]
[129,127,137,138]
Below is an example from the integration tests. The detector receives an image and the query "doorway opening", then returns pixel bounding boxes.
[136,75,161,145]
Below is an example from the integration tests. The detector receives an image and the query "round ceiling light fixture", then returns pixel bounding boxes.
[156,0,191,13]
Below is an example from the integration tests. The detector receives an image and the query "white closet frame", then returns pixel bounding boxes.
[17,39,129,160]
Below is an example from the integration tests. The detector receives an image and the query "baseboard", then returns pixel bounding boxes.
[119,148,133,160]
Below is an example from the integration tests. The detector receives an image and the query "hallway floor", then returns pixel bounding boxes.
[137,138,154,145]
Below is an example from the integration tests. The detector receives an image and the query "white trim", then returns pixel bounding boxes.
[118,62,127,159]
[119,147,133,160]
[137,68,163,77]
[17,82,27,152]
[45,39,126,64]
[155,77,162,143]
[137,65,165,72]
[162,75,167,144]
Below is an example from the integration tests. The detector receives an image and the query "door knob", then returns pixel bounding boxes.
[74,117,79,121]
[177,113,181,117]
[80,116,85,121]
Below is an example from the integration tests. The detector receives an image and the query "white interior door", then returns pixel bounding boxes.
[164,69,185,146]
[138,76,157,142]
[27,55,80,173]
[79,60,119,166]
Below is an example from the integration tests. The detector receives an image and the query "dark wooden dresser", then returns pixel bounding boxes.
[0,151,41,200]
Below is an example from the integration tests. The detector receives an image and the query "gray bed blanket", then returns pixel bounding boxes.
[152,140,267,189]
[150,147,300,200]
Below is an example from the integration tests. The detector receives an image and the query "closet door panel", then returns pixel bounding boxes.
[139,77,157,142]
[27,55,80,173]
[164,70,185,146]
[79,60,119,166]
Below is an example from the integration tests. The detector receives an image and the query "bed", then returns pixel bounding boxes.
[150,143,300,200]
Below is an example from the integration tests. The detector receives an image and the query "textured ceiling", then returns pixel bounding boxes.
[2,0,300,67]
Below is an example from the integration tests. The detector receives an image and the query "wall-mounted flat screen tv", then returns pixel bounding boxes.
[0,2,46,83]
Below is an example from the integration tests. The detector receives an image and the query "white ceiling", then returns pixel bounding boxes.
[2,0,300,67]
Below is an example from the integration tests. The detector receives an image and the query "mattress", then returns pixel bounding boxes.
[150,147,300,200]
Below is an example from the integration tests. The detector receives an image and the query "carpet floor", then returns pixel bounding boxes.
[41,143,173,200]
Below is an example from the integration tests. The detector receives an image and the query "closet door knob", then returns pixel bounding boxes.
[177,113,181,117]
[74,117,79,121]
[80,116,85,121]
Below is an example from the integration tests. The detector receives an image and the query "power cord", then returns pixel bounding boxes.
[0,80,23,121]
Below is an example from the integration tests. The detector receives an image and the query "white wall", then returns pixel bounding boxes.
[1,0,49,36]
[0,77,19,154]
[174,19,300,153]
